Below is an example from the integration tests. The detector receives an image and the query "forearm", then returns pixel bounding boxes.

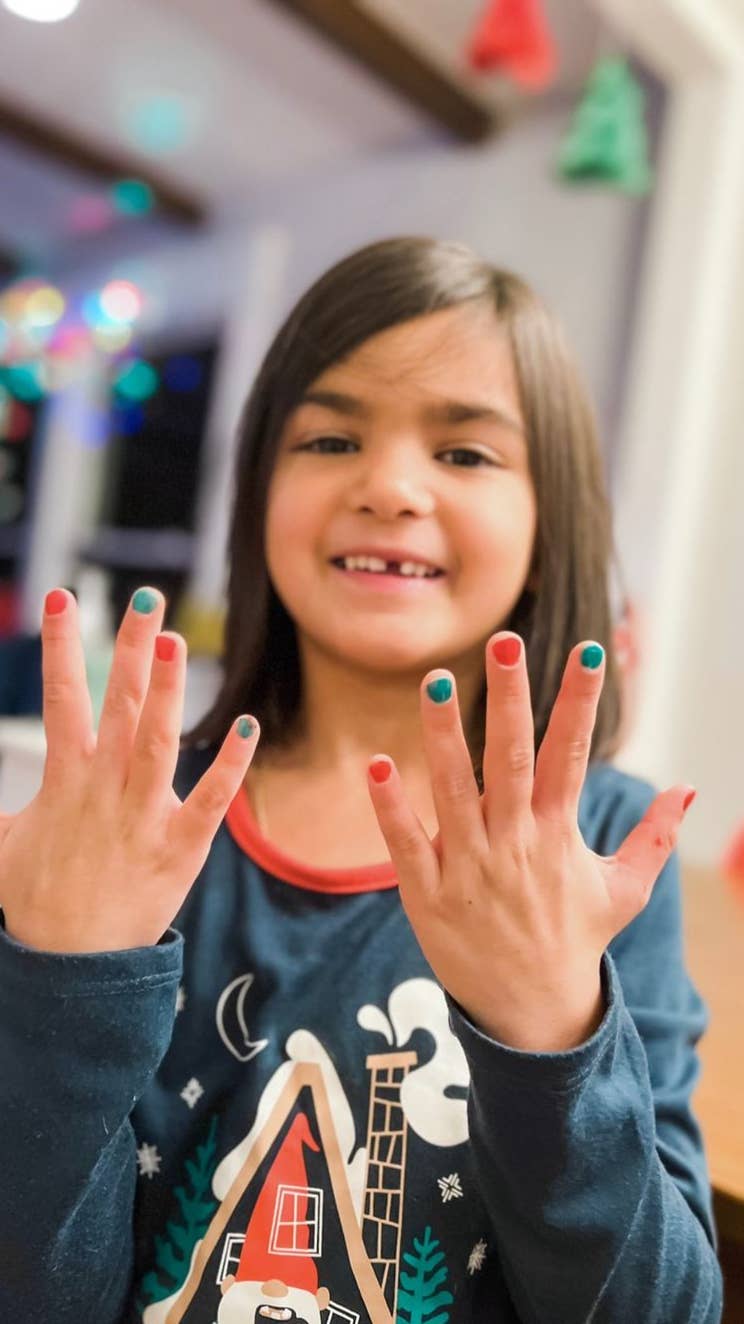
[448,955,722,1324]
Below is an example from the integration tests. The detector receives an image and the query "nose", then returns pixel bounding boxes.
[349,447,435,520]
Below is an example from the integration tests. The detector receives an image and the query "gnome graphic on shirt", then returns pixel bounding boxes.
[217,1113,330,1323]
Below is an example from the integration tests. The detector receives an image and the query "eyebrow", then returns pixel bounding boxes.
[297,388,525,436]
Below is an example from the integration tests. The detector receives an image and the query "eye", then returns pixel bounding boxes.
[295,436,497,468]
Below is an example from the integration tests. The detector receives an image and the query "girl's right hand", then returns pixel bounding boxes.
[0,586,260,954]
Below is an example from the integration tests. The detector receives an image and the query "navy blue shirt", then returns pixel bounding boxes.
[0,751,723,1322]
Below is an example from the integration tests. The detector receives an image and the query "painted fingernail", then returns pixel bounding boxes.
[45,589,67,616]
[370,758,392,783]
[492,636,521,666]
[581,643,604,670]
[236,717,255,739]
[155,635,176,662]
[683,788,697,812]
[132,587,158,615]
[426,676,453,704]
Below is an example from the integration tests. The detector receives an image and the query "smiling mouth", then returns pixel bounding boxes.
[256,1308,296,1321]
[330,558,444,579]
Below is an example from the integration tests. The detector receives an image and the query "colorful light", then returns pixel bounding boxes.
[1,0,80,20]
[4,362,46,402]
[164,354,203,392]
[114,401,146,435]
[126,96,192,155]
[111,179,155,217]
[24,285,66,328]
[99,280,144,324]
[91,324,134,355]
[67,195,116,235]
[113,358,158,402]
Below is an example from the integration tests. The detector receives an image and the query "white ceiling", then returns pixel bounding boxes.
[0,0,602,259]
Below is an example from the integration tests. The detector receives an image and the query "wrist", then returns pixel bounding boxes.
[460,973,606,1053]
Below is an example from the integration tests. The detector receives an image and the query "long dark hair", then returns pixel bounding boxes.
[182,236,624,788]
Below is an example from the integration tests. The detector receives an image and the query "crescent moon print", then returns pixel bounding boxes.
[216,973,269,1063]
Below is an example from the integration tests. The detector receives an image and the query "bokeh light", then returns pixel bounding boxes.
[67,195,116,235]
[113,358,159,402]
[126,95,192,155]
[113,400,146,435]
[99,280,144,323]
[91,324,134,354]
[163,354,203,392]
[3,362,46,402]
[111,179,155,216]
[1,0,80,20]
[24,285,66,328]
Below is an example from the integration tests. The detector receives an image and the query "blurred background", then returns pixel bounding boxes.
[1,0,744,1303]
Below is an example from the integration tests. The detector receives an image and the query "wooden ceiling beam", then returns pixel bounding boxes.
[0,98,207,227]
[270,0,499,143]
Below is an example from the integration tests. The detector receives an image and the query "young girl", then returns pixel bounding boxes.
[0,238,722,1323]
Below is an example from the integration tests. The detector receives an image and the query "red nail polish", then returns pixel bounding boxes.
[370,759,392,784]
[155,635,177,662]
[45,589,67,616]
[682,788,697,812]
[492,636,521,666]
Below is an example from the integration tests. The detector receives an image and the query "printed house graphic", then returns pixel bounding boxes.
[165,1053,417,1324]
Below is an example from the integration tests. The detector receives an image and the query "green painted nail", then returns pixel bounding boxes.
[581,643,604,670]
[426,677,453,704]
[132,588,157,615]
[237,717,255,739]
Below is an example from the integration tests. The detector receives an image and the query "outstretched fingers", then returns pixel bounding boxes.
[607,784,697,926]
[176,717,261,867]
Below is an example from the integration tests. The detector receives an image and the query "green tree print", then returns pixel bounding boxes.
[136,1114,219,1313]
[396,1225,454,1324]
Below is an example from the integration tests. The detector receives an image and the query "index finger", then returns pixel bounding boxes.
[41,588,95,782]
[481,632,535,835]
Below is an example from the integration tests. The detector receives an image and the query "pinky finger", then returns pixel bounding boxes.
[609,784,696,921]
[177,716,260,861]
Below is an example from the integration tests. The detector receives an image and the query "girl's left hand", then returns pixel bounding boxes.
[367,632,696,1053]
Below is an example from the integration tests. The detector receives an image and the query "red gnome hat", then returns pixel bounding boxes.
[466,0,557,90]
[235,1111,321,1292]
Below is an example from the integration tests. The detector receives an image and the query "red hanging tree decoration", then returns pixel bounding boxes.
[466,0,558,91]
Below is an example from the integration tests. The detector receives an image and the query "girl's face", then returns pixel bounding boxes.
[265,302,538,677]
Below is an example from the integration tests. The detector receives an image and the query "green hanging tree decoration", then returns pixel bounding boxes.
[557,56,653,194]
[135,1115,220,1315]
[396,1225,454,1324]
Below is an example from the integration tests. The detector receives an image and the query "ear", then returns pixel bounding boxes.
[316,1286,331,1309]
[220,1273,236,1295]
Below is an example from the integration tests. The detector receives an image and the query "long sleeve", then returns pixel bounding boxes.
[0,911,183,1323]
[446,775,723,1324]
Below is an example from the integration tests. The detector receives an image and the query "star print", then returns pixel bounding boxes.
[180,1077,204,1109]
[437,1172,463,1202]
[136,1142,162,1179]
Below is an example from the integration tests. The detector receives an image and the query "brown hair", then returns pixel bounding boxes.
[182,236,625,787]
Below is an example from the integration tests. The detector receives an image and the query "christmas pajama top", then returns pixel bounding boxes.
[0,751,724,1322]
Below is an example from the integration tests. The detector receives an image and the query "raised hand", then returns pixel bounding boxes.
[0,587,260,954]
[367,632,695,1052]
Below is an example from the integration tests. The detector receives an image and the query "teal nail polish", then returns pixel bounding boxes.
[237,717,255,739]
[426,677,453,704]
[581,643,604,670]
[132,588,157,615]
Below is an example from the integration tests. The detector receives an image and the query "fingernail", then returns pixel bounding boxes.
[426,676,453,704]
[370,758,392,783]
[581,643,604,670]
[683,788,697,812]
[133,587,158,615]
[45,589,67,616]
[236,717,255,739]
[492,636,521,666]
[155,635,176,662]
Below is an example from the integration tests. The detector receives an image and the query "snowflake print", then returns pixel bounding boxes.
[180,1077,204,1109]
[136,1142,162,1179]
[175,985,186,1013]
[437,1172,463,1202]
[467,1239,487,1274]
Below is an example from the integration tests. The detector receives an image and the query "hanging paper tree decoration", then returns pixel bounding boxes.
[557,56,653,194]
[466,0,557,91]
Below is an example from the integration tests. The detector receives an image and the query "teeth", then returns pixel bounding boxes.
[341,556,437,577]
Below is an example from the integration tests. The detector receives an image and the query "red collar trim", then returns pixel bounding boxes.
[225,783,399,894]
